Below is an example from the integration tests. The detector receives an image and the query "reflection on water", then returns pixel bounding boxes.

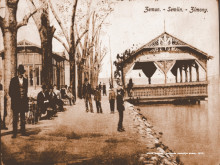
[139,81,220,165]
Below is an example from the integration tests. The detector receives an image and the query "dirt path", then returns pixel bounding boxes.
[1,96,147,165]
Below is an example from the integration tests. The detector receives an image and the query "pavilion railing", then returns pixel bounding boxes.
[128,81,208,99]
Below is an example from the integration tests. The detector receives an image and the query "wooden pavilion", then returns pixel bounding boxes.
[115,32,213,103]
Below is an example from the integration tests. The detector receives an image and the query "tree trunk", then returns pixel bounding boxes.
[40,10,55,86]
[3,1,18,125]
[69,0,78,100]
[77,64,83,98]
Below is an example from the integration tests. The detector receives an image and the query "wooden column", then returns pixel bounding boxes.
[196,64,199,82]
[27,66,30,86]
[184,64,188,82]
[180,66,183,83]
[39,65,42,86]
[205,65,208,81]
[176,68,178,83]
[189,64,192,82]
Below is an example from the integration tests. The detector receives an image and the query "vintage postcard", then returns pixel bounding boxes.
[0,0,219,165]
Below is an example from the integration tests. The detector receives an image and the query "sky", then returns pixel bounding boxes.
[0,0,219,79]
[100,0,219,78]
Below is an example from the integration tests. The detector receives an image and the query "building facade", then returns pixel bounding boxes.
[17,40,66,89]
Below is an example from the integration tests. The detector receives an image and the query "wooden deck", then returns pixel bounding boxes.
[125,81,208,104]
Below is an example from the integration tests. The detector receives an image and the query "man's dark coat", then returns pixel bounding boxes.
[83,83,93,98]
[116,94,124,112]
[9,76,28,112]
[37,91,49,114]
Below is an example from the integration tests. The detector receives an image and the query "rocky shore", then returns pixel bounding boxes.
[126,102,184,165]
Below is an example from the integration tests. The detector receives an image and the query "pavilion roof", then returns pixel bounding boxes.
[118,32,213,65]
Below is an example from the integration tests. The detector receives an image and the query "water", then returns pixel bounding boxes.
[139,80,220,165]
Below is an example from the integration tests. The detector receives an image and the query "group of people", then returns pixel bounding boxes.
[7,64,76,138]
[83,78,125,132]
[3,65,127,138]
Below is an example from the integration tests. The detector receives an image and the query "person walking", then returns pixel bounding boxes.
[109,87,116,114]
[103,83,107,96]
[83,78,93,113]
[9,65,28,138]
[116,87,125,132]
[99,82,102,91]
[127,78,133,97]
[94,86,102,113]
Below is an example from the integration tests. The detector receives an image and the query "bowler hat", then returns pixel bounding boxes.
[48,84,53,89]
[41,85,47,89]
[17,64,25,74]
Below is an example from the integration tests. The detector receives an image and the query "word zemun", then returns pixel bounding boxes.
[144,7,208,13]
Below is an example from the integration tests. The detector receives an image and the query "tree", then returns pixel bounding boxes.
[44,0,113,98]
[75,0,113,93]
[27,0,55,86]
[48,0,90,99]
[0,0,39,124]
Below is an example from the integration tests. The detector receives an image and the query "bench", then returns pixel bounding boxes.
[62,98,70,105]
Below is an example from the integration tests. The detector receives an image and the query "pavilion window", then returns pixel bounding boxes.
[29,66,34,86]
[35,66,40,86]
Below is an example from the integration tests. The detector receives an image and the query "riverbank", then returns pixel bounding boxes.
[127,102,183,165]
[137,81,220,165]
[1,96,180,165]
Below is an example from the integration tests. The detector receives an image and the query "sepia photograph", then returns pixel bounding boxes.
[0,0,219,164]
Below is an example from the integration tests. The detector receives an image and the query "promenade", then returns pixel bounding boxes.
[1,95,179,165]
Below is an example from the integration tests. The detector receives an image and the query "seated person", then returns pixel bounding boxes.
[47,84,57,111]
[67,86,75,105]
[60,85,68,99]
[37,85,49,118]
[54,85,64,111]
[54,85,61,99]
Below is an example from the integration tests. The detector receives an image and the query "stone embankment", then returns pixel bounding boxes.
[126,102,183,165]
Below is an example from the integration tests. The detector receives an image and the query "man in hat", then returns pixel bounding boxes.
[37,84,49,119]
[47,84,58,116]
[82,78,93,113]
[103,83,107,96]
[9,64,28,138]
[116,87,125,132]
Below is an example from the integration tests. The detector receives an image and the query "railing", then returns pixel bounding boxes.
[128,81,208,100]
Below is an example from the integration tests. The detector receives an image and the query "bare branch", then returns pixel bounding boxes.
[91,11,111,43]
[48,0,70,46]
[26,0,42,31]
[54,35,70,53]
[17,7,40,29]
[75,29,88,47]
[75,25,84,50]
[0,16,3,31]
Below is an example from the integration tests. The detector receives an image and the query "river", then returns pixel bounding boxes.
[139,80,220,165]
